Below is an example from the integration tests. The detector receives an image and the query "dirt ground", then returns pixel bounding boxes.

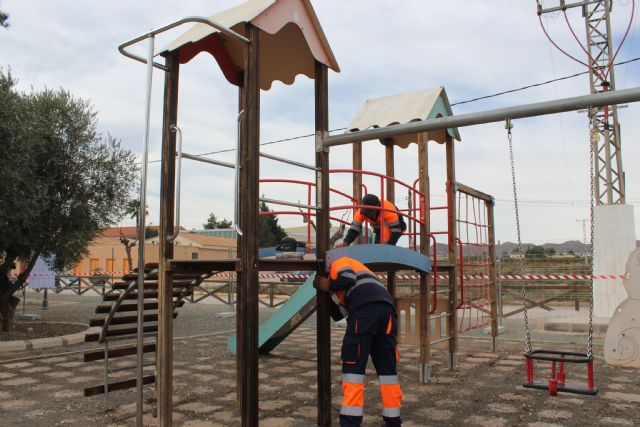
[1,291,639,426]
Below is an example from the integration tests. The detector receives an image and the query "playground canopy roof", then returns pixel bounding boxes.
[162,0,340,90]
[346,87,461,148]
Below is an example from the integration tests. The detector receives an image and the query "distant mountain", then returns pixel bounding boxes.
[496,240,590,257]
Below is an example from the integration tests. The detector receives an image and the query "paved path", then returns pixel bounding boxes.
[2,326,639,426]
[2,291,639,426]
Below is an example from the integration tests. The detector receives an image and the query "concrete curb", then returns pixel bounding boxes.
[0,324,100,353]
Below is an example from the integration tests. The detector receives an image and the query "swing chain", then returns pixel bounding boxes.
[587,115,597,358]
[506,119,532,354]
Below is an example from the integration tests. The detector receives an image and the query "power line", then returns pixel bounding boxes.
[449,57,640,107]
[145,127,347,165]
[141,56,639,164]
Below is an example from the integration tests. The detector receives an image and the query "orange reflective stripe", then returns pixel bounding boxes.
[386,315,392,334]
[380,383,402,408]
[342,382,365,407]
[395,346,399,362]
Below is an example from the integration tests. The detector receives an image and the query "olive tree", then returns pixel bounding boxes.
[0,72,137,331]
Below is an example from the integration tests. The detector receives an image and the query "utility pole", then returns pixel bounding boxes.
[537,0,637,320]
[538,0,625,204]
[576,218,589,265]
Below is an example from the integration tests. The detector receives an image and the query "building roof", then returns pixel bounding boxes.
[162,0,340,90]
[179,233,237,248]
[147,233,236,248]
[346,87,461,148]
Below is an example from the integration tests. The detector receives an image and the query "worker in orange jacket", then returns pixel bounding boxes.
[337,194,404,247]
[315,256,402,427]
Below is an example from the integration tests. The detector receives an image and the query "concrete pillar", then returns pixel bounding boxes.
[593,204,637,318]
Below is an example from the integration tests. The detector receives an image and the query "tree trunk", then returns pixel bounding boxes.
[0,254,38,332]
[120,233,136,273]
[0,293,20,332]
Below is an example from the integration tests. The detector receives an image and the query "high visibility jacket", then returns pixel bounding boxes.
[343,199,402,245]
[329,257,394,313]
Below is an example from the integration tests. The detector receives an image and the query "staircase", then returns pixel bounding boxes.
[83,263,216,400]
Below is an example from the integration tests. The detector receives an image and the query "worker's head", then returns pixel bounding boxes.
[360,194,380,220]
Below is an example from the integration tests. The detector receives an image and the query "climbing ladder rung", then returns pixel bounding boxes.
[94,300,184,314]
[89,312,177,327]
[84,343,156,362]
[111,280,194,290]
[85,325,158,342]
[103,290,184,301]
[84,375,155,397]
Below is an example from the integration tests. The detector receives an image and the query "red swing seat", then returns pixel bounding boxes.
[523,349,598,396]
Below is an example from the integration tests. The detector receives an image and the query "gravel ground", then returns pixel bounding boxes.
[1,290,639,426]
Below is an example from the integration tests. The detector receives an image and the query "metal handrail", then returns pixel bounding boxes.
[182,153,235,169]
[118,16,250,71]
[99,268,158,343]
[259,197,320,211]
[167,125,183,243]
[259,151,320,171]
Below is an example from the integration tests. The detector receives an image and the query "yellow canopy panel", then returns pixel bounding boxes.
[161,0,339,90]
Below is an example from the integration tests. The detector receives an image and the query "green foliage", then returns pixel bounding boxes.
[144,228,159,239]
[258,200,286,248]
[525,245,546,258]
[0,8,8,29]
[217,218,232,229]
[203,213,232,229]
[0,70,137,277]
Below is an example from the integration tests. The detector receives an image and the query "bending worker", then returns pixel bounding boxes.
[314,256,402,427]
[337,194,404,247]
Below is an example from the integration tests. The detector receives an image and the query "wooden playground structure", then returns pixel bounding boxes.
[84,1,640,426]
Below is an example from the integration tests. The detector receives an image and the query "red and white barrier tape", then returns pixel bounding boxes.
[12,271,628,281]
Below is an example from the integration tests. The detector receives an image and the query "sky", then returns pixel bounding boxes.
[2,0,639,245]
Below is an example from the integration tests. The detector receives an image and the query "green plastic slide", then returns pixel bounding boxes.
[227,273,317,355]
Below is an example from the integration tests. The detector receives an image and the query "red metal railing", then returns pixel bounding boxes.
[260,170,426,251]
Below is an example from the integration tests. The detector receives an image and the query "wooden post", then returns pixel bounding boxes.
[445,136,458,369]
[235,83,245,411]
[418,135,431,383]
[157,51,180,427]
[384,140,395,203]
[353,142,362,205]
[383,139,396,297]
[315,61,332,427]
[239,24,260,427]
[487,199,498,351]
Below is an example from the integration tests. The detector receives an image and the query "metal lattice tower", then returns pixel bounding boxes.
[538,0,627,204]
[583,1,625,204]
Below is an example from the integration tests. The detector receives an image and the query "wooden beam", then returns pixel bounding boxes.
[157,51,179,426]
[315,60,332,427]
[84,375,155,397]
[353,142,362,204]
[383,139,396,301]
[239,24,261,427]
[236,82,245,413]
[383,139,395,203]
[418,134,431,383]
[445,136,458,369]
[487,199,499,349]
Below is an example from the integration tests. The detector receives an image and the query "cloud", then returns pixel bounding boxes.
[2,0,639,243]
